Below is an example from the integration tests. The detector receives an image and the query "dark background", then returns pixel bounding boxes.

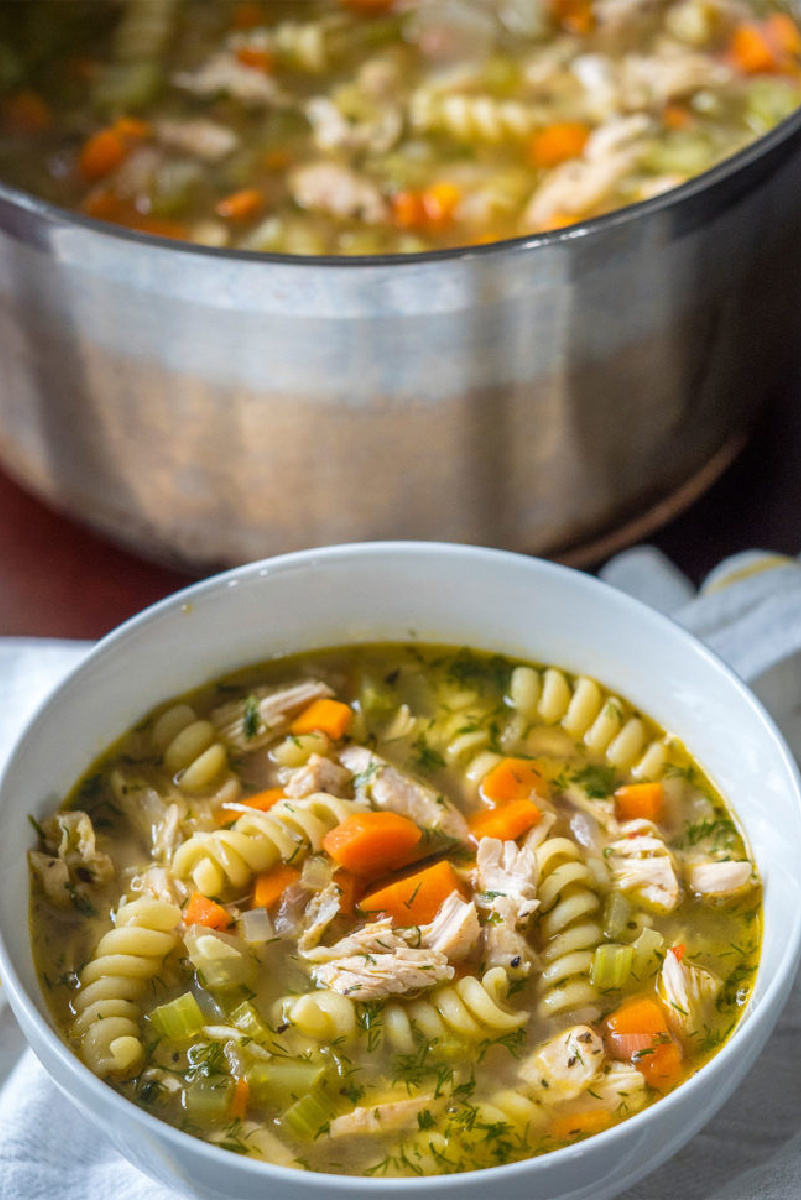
[0,378,794,641]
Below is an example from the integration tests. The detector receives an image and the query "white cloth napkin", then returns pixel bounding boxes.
[3,550,801,1200]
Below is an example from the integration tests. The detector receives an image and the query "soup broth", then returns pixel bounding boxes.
[29,644,761,1176]
[1,0,800,253]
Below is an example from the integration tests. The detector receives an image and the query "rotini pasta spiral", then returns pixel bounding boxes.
[535,837,603,1018]
[410,89,540,142]
[508,666,669,779]
[170,793,362,896]
[275,990,358,1041]
[71,897,181,1077]
[152,702,240,801]
[383,968,528,1052]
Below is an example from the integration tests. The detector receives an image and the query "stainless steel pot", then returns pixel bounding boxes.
[0,109,800,570]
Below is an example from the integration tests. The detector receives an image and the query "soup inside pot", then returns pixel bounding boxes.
[0,0,799,253]
[29,643,761,1176]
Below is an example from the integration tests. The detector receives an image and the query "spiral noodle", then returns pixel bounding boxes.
[509,666,669,779]
[476,1089,550,1135]
[410,89,539,142]
[535,837,603,1019]
[275,990,357,1041]
[170,793,362,896]
[71,898,181,1077]
[152,703,240,801]
[384,968,528,1052]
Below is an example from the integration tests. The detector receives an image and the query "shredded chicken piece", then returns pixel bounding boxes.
[522,114,652,228]
[127,864,186,905]
[290,162,390,224]
[212,680,334,750]
[520,1025,606,1100]
[303,916,407,962]
[606,833,680,912]
[314,947,454,999]
[475,837,539,975]
[154,117,238,161]
[659,947,721,1038]
[298,882,343,954]
[484,919,539,976]
[284,753,351,800]
[306,917,454,998]
[172,52,284,104]
[305,96,403,154]
[41,811,114,885]
[329,1094,441,1138]
[340,746,470,841]
[28,850,71,907]
[475,837,539,919]
[619,41,732,108]
[420,892,481,961]
[591,1061,648,1112]
[686,859,754,898]
[112,769,186,860]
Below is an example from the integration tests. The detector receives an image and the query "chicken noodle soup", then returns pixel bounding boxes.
[29,645,761,1176]
[1,0,800,253]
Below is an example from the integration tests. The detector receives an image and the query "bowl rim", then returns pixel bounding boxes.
[0,74,800,268]
[2,541,800,1193]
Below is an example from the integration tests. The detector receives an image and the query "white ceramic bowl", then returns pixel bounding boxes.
[1,542,800,1200]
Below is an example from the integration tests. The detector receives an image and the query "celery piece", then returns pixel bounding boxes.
[230,1000,272,1045]
[247,1060,326,1106]
[92,61,161,113]
[280,1092,332,1141]
[745,78,801,135]
[643,130,714,176]
[184,1075,233,1123]
[147,992,206,1043]
[632,926,665,978]
[590,943,634,989]
[603,891,633,940]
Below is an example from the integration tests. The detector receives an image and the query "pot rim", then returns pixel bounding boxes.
[0,92,800,268]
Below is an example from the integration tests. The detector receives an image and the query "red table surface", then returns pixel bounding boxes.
[0,385,797,642]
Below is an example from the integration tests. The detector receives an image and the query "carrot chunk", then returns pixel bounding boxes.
[551,0,594,35]
[333,869,363,915]
[230,1078,250,1121]
[729,22,778,73]
[323,811,422,876]
[391,190,428,229]
[290,697,354,739]
[1,89,52,134]
[469,797,541,842]
[480,757,544,805]
[550,1109,612,1142]
[662,102,693,130]
[766,12,801,56]
[79,128,129,181]
[421,182,461,223]
[236,46,275,72]
[635,1039,683,1091]
[231,1,264,29]
[359,859,463,925]
[215,187,265,221]
[614,781,664,822]
[184,892,233,930]
[604,993,682,1088]
[242,787,284,812]
[605,995,669,1040]
[253,864,301,909]
[530,121,590,169]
